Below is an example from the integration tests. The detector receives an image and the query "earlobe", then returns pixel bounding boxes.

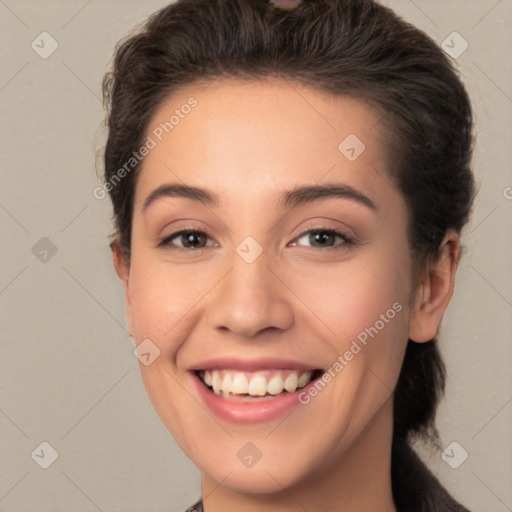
[111,239,135,337]
[408,230,461,343]
[111,238,128,283]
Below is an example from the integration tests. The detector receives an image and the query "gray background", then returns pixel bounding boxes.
[1,1,511,511]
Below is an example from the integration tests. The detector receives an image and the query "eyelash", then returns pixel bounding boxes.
[157,226,355,253]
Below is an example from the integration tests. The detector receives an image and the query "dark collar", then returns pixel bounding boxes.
[391,438,471,512]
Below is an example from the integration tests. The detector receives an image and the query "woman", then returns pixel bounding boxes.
[101,0,475,510]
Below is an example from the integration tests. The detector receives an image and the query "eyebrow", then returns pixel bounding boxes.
[141,182,377,212]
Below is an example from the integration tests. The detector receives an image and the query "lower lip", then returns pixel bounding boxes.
[190,372,318,424]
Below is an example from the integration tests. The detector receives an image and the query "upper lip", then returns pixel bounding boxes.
[187,357,323,372]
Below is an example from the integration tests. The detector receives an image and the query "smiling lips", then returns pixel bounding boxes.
[190,361,325,422]
[198,369,319,399]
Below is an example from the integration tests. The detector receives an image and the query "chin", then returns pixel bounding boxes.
[204,465,306,494]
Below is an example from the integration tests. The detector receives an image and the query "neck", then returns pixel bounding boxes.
[200,397,397,512]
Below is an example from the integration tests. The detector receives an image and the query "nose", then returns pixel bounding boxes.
[206,250,294,338]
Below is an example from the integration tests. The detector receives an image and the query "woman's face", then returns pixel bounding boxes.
[118,78,418,493]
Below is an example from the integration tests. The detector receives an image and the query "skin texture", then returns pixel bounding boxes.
[112,78,461,512]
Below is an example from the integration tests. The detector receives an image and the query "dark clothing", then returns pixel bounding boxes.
[391,439,471,511]
[184,439,471,511]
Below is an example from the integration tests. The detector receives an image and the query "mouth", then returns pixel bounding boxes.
[193,368,324,402]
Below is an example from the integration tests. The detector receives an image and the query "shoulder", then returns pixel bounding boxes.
[392,438,472,512]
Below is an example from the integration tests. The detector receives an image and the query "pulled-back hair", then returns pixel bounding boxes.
[101,0,476,447]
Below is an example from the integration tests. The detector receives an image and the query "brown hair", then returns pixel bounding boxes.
[101,0,476,447]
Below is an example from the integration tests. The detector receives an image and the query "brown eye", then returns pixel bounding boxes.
[159,229,216,251]
[292,229,353,249]
[179,231,208,249]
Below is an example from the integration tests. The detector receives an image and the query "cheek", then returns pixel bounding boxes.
[127,256,202,343]
[289,250,410,386]
[293,256,407,339]
[126,260,201,450]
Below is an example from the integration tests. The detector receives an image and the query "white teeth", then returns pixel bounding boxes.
[248,375,267,396]
[284,372,298,393]
[267,375,285,395]
[212,371,222,394]
[221,373,232,393]
[298,372,311,388]
[201,369,315,397]
[231,373,249,394]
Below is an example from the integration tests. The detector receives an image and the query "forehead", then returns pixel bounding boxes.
[135,77,393,209]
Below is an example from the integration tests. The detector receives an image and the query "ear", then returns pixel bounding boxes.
[408,229,461,343]
[111,239,135,337]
